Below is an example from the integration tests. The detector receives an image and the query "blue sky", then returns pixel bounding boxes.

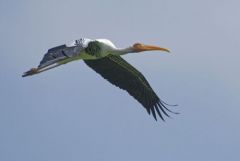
[1,0,240,161]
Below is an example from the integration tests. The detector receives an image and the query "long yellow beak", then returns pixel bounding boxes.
[133,43,170,53]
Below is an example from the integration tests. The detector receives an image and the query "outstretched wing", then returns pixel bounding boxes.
[38,44,83,69]
[22,39,89,77]
[39,38,91,69]
[84,55,177,121]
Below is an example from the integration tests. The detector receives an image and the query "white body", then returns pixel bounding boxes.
[65,38,116,59]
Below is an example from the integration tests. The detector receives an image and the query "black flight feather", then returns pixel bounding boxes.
[84,55,175,121]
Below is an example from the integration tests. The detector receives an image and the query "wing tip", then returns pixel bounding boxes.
[148,99,179,121]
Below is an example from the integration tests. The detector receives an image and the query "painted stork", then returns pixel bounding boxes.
[22,38,177,121]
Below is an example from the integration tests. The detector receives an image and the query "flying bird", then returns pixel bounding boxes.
[23,38,177,121]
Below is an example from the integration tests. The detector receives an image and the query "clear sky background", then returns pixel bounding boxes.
[1,0,240,161]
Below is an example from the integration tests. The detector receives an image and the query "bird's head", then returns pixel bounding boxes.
[132,43,170,53]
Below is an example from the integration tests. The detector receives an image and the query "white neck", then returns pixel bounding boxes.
[112,47,135,56]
